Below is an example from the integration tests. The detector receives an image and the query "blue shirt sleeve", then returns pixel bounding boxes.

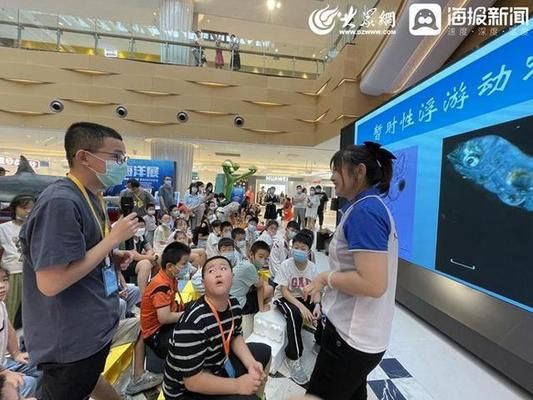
[343,199,390,252]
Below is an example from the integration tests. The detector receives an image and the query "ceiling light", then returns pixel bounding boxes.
[188,110,236,116]
[153,11,157,16]
[127,89,178,96]
[276,2,281,9]
[312,54,316,58]
[243,100,288,107]
[267,0,276,11]
[299,80,329,96]
[128,119,176,126]
[275,48,278,53]
[0,109,49,116]
[302,73,308,79]
[64,99,116,105]
[63,68,116,76]
[188,80,236,88]
[0,77,51,85]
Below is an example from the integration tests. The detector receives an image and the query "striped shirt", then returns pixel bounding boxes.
[163,296,243,399]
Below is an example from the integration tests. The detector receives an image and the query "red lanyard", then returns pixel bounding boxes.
[204,297,234,357]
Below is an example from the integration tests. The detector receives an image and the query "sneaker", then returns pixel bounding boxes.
[125,372,163,395]
[285,358,309,386]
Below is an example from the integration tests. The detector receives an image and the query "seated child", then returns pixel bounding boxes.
[273,233,322,386]
[230,241,273,315]
[174,230,206,272]
[220,221,233,239]
[206,220,222,258]
[140,242,191,358]
[256,220,278,248]
[245,216,259,252]
[269,220,301,280]
[217,238,238,267]
[0,266,40,399]
[163,256,271,400]
[232,227,247,262]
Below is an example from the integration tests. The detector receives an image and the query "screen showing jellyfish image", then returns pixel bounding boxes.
[436,117,533,308]
[353,19,533,311]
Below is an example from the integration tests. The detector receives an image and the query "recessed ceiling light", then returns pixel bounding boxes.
[276,2,282,9]
[266,0,276,11]
[312,54,316,58]
[275,48,278,53]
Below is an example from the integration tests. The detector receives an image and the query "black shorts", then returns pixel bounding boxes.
[242,288,259,315]
[39,342,111,400]
[181,342,271,400]
[144,323,175,359]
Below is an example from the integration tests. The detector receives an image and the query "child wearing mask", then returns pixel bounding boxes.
[168,204,181,226]
[292,185,307,228]
[206,220,222,258]
[270,221,300,280]
[217,238,238,267]
[206,201,219,224]
[230,241,273,315]
[193,217,210,249]
[273,233,322,386]
[174,231,206,274]
[184,183,202,231]
[245,217,259,252]
[141,242,191,358]
[0,266,40,398]
[305,187,320,230]
[220,221,234,239]
[163,256,271,400]
[0,194,34,327]
[143,203,157,246]
[256,220,278,248]
[153,214,173,257]
[232,228,247,262]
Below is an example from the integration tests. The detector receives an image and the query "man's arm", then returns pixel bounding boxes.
[36,213,139,297]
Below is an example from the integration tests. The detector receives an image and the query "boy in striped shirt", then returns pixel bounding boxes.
[163,256,271,400]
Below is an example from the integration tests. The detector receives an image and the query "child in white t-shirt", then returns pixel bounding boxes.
[205,220,222,258]
[274,233,322,386]
[0,266,40,399]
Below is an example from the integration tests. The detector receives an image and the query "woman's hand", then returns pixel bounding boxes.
[304,272,328,301]
[312,303,321,321]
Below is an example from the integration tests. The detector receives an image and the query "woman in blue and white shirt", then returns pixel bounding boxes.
[305,142,398,400]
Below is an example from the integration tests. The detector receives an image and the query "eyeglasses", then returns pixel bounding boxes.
[85,150,129,165]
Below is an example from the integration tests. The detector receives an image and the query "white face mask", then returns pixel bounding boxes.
[223,232,232,239]
[191,187,198,194]
[148,210,156,216]
[135,228,146,237]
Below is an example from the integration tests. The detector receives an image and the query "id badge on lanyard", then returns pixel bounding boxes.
[102,256,119,297]
[68,174,117,297]
[205,297,235,377]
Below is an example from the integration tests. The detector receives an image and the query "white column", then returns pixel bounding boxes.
[150,139,194,202]
[159,0,194,65]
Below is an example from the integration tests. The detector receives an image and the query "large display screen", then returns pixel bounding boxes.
[355,20,533,312]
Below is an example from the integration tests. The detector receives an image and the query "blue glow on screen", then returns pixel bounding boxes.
[355,20,533,312]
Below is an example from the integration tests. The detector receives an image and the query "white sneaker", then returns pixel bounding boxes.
[285,358,309,386]
[125,371,163,395]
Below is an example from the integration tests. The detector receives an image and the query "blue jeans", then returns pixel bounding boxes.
[119,284,141,319]
[4,357,41,397]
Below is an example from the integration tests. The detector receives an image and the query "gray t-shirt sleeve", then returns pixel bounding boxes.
[29,197,87,270]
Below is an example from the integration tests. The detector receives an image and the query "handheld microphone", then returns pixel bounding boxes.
[120,196,135,250]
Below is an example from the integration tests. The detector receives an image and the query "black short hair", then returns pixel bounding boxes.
[127,179,140,188]
[169,204,178,212]
[64,122,123,167]
[265,220,279,229]
[9,194,34,220]
[293,232,312,249]
[147,203,155,209]
[286,221,300,232]
[247,217,259,224]
[251,240,270,255]
[211,220,222,229]
[316,185,322,189]
[220,221,233,231]
[218,237,235,250]
[300,228,315,242]
[296,185,302,189]
[161,242,191,268]
[201,256,232,278]
[231,227,246,239]
[136,216,145,223]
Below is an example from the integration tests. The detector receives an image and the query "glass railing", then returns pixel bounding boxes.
[0,8,329,79]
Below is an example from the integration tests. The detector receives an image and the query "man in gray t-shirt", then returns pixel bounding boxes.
[20,122,138,400]
[120,178,155,217]
[158,176,175,214]
[292,185,307,228]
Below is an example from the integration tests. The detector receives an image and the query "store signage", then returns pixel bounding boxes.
[266,176,288,182]
[104,159,176,196]
[104,48,118,58]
